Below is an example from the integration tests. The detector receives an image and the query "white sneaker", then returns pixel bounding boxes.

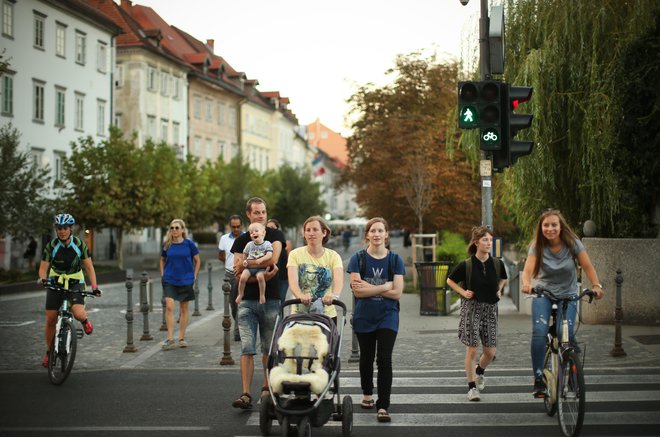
[476,374,485,391]
[467,387,480,401]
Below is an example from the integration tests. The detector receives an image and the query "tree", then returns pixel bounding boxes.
[267,164,326,229]
[498,0,659,239]
[180,158,221,231]
[59,128,186,268]
[345,53,479,234]
[0,124,52,239]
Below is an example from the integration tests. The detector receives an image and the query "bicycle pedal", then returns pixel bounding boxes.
[76,328,84,338]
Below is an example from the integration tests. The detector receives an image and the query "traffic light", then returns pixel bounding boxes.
[458,81,504,151]
[506,85,534,166]
[478,81,503,151]
[493,84,534,172]
[458,81,479,129]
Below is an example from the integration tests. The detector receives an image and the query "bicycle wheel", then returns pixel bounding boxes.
[543,345,557,416]
[557,350,585,437]
[48,319,77,385]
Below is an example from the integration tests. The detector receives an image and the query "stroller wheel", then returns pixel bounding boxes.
[259,394,273,436]
[296,416,311,437]
[341,395,353,437]
[280,416,290,437]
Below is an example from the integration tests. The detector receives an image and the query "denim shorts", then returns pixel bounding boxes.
[237,298,279,355]
[163,282,195,302]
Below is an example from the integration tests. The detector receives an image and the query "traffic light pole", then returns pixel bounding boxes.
[479,0,493,229]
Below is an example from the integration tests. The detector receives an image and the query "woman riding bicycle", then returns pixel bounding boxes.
[38,213,100,368]
[521,209,605,397]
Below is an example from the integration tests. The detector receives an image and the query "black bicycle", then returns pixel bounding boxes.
[531,287,595,437]
[45,282,100,385]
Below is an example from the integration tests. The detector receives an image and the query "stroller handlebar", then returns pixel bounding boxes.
[282,297,348,312]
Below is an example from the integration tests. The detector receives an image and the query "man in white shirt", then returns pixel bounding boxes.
[218,215,243,341]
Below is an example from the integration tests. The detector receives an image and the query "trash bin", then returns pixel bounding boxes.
[415,262,452,316]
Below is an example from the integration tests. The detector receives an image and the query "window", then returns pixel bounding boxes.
[114,112,121,129]
[33,80,45,122]
[97,41,107,73]
[193,95,201,119]
[172,76,180,99]
[54,151,65,183]
[74,92,84,131]
[55,86,65,127]
[96,99,106,136]
[147,66,156,91]
[34,13,45,49]
[2,1,13,38]
[160,119,168,142]
[147,115,156,139]
[218,103,225,125]
[228,107,237,128]
[172,121,180,145]
[193,136,201,155]
[160,71,168,95]
[1,73,13,115]
[56,22,66,58]
[205,138,211,159]
[205,98,213,122]
[75,31,86,65]
[30,148,44,175]
[115,64,123,88]
[218,141,225,161]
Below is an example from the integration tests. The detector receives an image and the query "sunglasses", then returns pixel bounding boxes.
[170,226,181,230]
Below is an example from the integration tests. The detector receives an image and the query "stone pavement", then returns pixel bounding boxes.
[1,236,658,374]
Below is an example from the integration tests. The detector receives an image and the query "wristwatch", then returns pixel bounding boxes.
[243,259,248,268]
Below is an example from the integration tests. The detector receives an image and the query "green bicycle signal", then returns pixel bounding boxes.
[480,127,501,150]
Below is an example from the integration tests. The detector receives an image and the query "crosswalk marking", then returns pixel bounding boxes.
[334,374,660,387]
[247,371,660,429]
[248,411,660,427]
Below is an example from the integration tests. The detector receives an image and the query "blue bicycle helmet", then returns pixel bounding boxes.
[54,213,75,226]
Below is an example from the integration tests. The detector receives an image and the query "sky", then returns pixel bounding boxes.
[134,0,482,136]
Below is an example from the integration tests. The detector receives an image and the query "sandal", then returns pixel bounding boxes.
[377,409,391,423]
[232,393,252,410]
[360,398,375,409]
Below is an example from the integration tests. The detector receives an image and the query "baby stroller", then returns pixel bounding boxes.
[260,298,352,437]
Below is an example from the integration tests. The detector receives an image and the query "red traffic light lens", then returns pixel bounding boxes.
[459,82,478,102]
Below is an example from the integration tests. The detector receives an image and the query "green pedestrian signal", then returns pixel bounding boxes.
[459,105,478,129]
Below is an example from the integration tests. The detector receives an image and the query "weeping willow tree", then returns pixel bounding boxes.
[499,0,659,239]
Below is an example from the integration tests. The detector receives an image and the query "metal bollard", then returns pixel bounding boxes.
[139,271,153,341]
[220,279,235,365]
[123,271,137,352]
[192,278,201,316]
[206,262,215,311]
[159,277,167,331]
[148,278,154,312]
[348,294,360,362]
[610,269,626,357]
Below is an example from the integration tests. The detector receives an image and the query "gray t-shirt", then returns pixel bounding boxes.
[528,238,584,298]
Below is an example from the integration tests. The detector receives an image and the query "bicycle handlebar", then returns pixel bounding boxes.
[44,282,101,298]
[530,286,594,304]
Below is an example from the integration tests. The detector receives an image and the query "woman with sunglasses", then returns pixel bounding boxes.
[446,226,507,402]
[160,219,201,350]
[521,209,605,397]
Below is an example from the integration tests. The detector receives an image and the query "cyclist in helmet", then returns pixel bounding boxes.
[38,213,101,368]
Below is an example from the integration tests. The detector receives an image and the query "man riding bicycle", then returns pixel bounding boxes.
[38,213,101,368]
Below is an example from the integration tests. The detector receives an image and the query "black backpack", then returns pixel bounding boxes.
[355,249,398,280]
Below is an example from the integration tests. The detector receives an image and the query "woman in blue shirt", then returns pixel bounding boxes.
[347,217,405,423]
[160,219,201,350]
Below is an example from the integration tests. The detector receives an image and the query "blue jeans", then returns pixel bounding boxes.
[237,298,279,355]
[531,295,577,377]
[278,279,289,305]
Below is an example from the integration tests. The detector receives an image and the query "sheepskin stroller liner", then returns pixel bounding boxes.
[260,298,353,437]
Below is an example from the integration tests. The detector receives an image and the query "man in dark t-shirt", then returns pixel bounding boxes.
[229,197,285,410]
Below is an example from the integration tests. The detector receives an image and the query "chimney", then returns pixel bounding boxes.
[206,39,214,51]
[121,0,132,9]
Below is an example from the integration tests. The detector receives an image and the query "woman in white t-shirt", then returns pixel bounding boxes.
[287,216,343,322]
[521,209,605,397]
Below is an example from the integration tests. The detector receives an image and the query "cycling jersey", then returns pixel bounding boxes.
[42,236,91,289]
